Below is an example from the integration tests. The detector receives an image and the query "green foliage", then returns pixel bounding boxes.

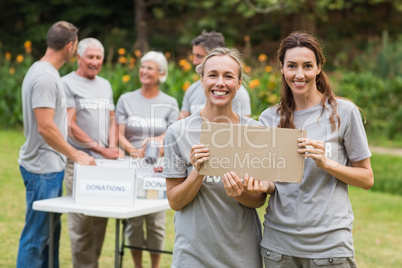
[0,39,401,147]
[0,50,33,128]
[336,61,402,141]
[345,31,402,78]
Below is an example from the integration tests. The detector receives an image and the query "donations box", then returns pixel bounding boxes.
[73,159,136,207]
[136,172,167,200]
[131,158,167,200]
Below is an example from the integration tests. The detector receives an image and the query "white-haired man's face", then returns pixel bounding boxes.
[76,46,104,80]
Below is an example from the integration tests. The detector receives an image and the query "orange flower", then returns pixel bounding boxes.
[192,74,199,82]
[118,48,126,55]
[164,52,171,59]
[244,35,250,42]
[24,40,32,48]
[16,54,24,63]
[24,41,32,53]
[265,66,273,73]
[182,80,191,91]
[9,67,15,75]
[134,49,141,58]
[244,66,252,74]
[129,57,136,69]
[122,75,130,83]
[179,59,188,67]
[258,54,268,62]
[118,56,127,64]
[5,52,11,60]
[248,79,260,89]
[182,62,191,72]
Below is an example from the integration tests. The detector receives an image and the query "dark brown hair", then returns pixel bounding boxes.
[47,21,78,51]
[277,31,340,132]
[192,30,225,53]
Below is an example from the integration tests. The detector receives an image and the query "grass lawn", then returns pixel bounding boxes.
[1,129,401,267]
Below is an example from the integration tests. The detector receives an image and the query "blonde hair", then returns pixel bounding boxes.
[197,47,244,81]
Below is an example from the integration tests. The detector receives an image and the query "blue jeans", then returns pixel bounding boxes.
[17,165,64,268]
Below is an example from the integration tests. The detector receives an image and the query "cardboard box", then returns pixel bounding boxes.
[73,158,166,206]
[199,122,306,182]
[73,159,136,206]
[129,158,166,200]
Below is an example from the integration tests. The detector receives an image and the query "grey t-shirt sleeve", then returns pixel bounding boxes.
[32,73,58,109]
[63,79,75,108]
[167,98,179,126]
[163,125,188,178]
[233,85,251,116]
[115,95,127,124]
[258,107,278,127]
[181,90,190,112]
[343,105,371,162]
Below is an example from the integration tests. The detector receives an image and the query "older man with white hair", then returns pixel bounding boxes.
[62,37,123,268]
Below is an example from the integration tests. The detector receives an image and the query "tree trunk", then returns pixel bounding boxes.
[281,0,316,37]
[133,0,149,54]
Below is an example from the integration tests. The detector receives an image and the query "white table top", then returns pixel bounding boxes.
[33,196,170,219]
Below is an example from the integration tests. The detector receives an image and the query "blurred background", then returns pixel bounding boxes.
[1,0,402,146]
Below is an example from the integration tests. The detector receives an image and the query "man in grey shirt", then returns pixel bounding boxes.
[62,37,122,268]
[179,30,251,119]
[17,21,95,268]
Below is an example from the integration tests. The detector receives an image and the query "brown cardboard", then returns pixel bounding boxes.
[199,122,306,182]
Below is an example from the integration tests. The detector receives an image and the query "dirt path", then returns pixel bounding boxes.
[370,146,402,156]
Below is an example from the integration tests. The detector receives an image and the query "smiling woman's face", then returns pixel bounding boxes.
[139,60,161,86]
[281,46,321,98]
[201,55,242,108]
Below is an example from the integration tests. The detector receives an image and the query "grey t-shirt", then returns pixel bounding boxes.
[62,71,115,158]
[163,112,263,268]
[181,80,252,116]
[115,89,179,149]
[259,99,371,258]
[18,61,67,174]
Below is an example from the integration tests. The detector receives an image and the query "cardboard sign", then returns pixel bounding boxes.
[199,122,306,182]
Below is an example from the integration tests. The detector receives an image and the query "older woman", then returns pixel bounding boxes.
[116,51,178,268]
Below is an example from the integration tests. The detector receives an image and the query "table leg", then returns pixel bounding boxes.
[115,219,120,268]
[48,212,54,268]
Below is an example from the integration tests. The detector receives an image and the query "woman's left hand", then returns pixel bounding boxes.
[297,138,328,168]
[223,171,245,197]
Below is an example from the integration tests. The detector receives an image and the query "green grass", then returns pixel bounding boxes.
[1,129,402,267]
[370,154,402,196]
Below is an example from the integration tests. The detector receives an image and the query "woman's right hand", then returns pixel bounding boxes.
[126,146,145,158]
[189,144,209,172]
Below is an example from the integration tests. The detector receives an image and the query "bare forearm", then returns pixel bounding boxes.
[70,124,98,149]
[167,170,204,211]
[39,123,79,161]
[321,158,374,190]
[108,112,118,147]
[119,133,134,153]
[234,192,267,208]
